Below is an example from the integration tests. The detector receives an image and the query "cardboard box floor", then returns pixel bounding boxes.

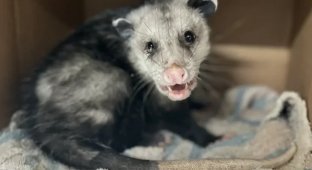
[0,0,311,128]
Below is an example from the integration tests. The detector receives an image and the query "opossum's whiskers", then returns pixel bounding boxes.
[127,80,150,113]
[197,75,222,100]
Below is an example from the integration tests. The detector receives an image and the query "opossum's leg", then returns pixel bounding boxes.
[110,112,146,152]
[33,130,157,170]
[163,111,220,146]
[30,103,152,170]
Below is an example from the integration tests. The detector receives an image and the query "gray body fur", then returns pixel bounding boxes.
[20,0,225,169]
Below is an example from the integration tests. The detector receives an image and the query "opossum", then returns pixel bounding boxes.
[20,0,221,169]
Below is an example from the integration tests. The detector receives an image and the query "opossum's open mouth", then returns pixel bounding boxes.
[158,79,197,101]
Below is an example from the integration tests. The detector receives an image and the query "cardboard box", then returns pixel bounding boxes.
[0,0,311,128]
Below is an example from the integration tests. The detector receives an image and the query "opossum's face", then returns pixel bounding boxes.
[114,0,217,101]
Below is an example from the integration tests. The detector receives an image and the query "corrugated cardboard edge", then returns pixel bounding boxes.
[288,10,312,121]
[0,0,19,128]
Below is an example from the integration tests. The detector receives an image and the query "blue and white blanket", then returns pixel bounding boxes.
[0,86,311,170]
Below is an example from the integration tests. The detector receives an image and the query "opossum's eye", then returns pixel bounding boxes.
[184,31,196,44]
[145,41,158,55]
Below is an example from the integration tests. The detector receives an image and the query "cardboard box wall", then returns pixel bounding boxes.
[0,0,311,128]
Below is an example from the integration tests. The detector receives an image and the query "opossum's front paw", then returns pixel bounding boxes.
[191,128,221,147]
[196,133,221,147]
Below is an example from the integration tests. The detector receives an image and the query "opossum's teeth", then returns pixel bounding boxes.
[158,79,197,101]
[168,84,187,92]
[168,86,173,92]
[166,83,189,101]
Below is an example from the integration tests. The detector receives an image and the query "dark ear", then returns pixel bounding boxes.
[144,0,155,4]
[144,0,165,4]
[187,0,218,16]
[112,18,134,39]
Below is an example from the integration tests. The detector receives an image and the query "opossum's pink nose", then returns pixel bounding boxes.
[164,64,188,84]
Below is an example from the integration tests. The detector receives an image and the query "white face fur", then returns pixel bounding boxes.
[114,0,217,101]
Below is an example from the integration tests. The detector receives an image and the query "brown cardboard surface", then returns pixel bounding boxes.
[35,0,83,28]
[14,0,83,78]
[288,10,312,121]
[291,0,312,43]
[210,0,294,47]
[84,0,141,18]
[0,0,19,128]
[212,45,290,91]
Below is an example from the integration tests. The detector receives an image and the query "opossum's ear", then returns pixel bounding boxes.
[187,0,218,16]
[144,0,155,4]
[144,0,165,4]
[112,18,134,39]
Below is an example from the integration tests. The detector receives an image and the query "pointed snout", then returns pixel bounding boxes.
[164,64,188,85]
